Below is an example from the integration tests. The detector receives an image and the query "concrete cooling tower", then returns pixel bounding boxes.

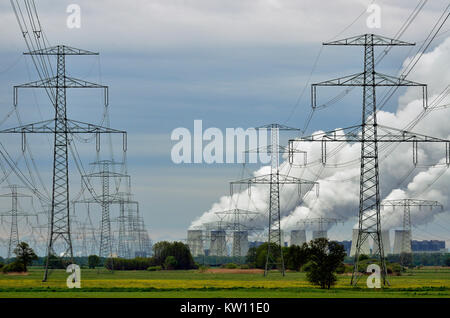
[232,231,248,257]
[393,230,412,254]
[187,230,204,257]
[210,230,227,256]
[350,229,371,256]
[290,230,306,246]
[372,230,391,256]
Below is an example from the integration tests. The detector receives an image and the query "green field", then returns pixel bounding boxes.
[0,267,449,298]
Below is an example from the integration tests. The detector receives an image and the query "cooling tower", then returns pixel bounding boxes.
[350,229,370,256]
[290,230,307,246]
[187,230,204,256]
[393,230,411,254]
[312,230,327,240]
[210,230,227,256]
[232,231,248,257]
[270,229,284,245]
[373,230,391,256]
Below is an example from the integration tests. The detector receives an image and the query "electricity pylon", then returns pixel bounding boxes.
[231,124,318,276]
[294,34,450,286]
[0,185,34,259]
[296,217,343,238]
[214,208,262,259]
[381,199,443,266]
[0,45,127,281]
[77,161,131,259]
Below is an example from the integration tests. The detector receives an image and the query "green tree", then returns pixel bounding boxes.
[13,242,38,272]
[285,243,310,271]
[164,256,178,270]
[153,241,195,269]
[305,238,346,289]
[88,255,100,269]
[245,247,257,266]
[444,256,450,267]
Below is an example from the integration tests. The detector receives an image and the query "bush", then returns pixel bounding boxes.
[224,263,238,269]
[445,257,450,267]
[2,261,26,273]
[164,256,178,270]
[335,263,346,274]
[88,255,100,269]
[153,241,196,270]
[240,264,249,269]
[147,266,162,271]
[105,257,156,270]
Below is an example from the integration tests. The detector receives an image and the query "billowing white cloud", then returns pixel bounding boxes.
[192,36,450,237]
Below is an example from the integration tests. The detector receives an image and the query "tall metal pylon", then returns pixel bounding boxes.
[295,34,450,286]
[381,199,443,266]
[214,208,262,258]
[296,217,343,238]
[0,185,34,259]
[0,45,127,281]
[231,124,318,276]
[78,160,130,259]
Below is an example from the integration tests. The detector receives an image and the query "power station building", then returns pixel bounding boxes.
[290,230,306,246]
[187,230,204,256]
[232,231,249,257]
[210,230,227,256]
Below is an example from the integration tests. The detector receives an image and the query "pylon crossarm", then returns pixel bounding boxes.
[14,76,108,106]
[292,124,449,143]
[255,123,301,131]
[0,119,125,134]
[312,73,427,108]
[231,174,318,185]
[381,199,443,208]
[24,45,98,56]
[323,34,414,46]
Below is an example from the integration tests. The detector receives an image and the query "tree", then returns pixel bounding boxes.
[153,241,195,269]
[164,256,178,270]
[445,256,450,267]
[305,238,346,289]
[13,242,38,272]
[285,243,310,271]
[88,255,100,269]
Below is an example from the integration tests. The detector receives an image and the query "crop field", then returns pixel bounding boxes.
[0,267,449,298]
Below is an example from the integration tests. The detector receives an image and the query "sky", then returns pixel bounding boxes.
[0,0,449,255]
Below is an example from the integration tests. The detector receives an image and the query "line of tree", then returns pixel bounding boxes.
[102,241,196,270]
[246,238,346,289]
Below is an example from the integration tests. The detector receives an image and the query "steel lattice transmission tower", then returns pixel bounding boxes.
[381,199,443,266]
[0,45,127,281]
[0,185,34,259]
[215,208,261,258]
[296,217,343,238]
[293,34,450,286]
[231,124,318,276]
[78,160,131,259]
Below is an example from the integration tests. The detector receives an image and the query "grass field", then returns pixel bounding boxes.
[0,267,449,298]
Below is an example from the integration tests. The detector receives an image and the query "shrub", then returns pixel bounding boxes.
[88,255,100,269]
[153,241,195,269]
[105,257,156,270]
[240,264,249,269]
[164,256,178,270]
[225,263,238,269]
[147,266,162,271]
[2,261,26,273]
